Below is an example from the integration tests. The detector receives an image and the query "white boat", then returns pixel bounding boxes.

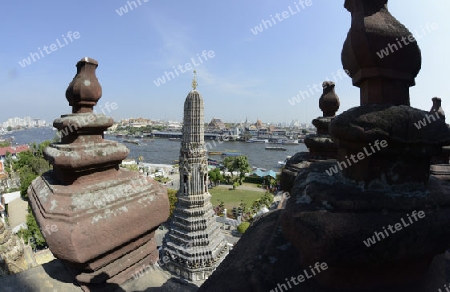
[281,139,299,145]
[248,138,269,143]
[277,156,292,168]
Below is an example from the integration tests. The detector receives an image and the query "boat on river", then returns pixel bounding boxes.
[123,139,140,145]
[265,146,286,151]
[247,138,269,143]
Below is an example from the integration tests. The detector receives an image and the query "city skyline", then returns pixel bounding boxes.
[1,115,308,129]
[0,1,448,124]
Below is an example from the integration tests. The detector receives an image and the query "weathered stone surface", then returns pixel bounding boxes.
[279,159,450,290]
[0,258,198,292]
[28,171,167,265]
[330,104,450,146]
[329,104,450,187]
[27,57,170,291]
[0,220,27,275]
[199,210,304,292]
[199,207,450,292]
[304,135,337,158]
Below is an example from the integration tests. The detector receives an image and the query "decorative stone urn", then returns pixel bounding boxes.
[27,57,169,291]
[66,57,102,114]
[304,81,340,158]
[319,81,340,118]
[430,97,445,120]
[342,0,421,106]
[281,82,341,194]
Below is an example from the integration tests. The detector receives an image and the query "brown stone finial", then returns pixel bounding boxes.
[342,0,421,106]
[28,57,169,290]
[319,81,340,117]
[66,57,102,114]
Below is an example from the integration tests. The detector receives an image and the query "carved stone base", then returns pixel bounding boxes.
[27,169,169,289]
[164,251,228,284]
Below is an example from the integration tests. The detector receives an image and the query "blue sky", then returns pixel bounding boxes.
[0,1,448,125]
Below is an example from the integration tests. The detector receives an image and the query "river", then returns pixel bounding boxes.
[2,128,308,170]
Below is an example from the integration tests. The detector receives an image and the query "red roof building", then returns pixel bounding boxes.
[0,145,30,158]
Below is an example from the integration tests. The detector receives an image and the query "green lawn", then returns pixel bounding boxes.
[241,182,260,188]
[209,187,265,209]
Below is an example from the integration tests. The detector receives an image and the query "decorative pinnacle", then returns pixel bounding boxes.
[192,70,198,90]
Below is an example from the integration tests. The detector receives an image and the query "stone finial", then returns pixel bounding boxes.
[319,81,340,117]
[303,81,339,158]
[342,0,421,106]
[28,57,169,290]
[66,57,102,114]
[430,97,445,118]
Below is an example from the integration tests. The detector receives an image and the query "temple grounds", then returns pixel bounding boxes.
[209,184,267,210]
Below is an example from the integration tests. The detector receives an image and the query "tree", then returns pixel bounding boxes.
[237,222,250,234]
[13,149,51,198]
[12,141,52,250]
[7,126,12,132]
[4,152,13,175]
[234,156,251,184]
[213,200,225,216]
[17,209,46,250]
[224,156,251,184]
[167,189,178,217]
[251,193,274,212]
[19,168,38,198]
[208,168,223,186]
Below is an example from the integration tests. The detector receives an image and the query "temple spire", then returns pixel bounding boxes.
[163,81,228,284]
[191,70,198,90]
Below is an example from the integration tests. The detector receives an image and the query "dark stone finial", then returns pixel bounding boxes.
[319,81,340,117]
[66,57,102,114]
[344,0,387,14]
[431,97,445,119]
[342,0,421,106]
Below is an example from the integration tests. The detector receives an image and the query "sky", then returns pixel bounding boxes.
[0,1,449,125]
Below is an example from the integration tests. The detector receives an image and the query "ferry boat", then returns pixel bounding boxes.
[247,138,269,143]
[123,139,140,145]
[281,139,299,145]
[265,146,286,151]
[221,152,243,157]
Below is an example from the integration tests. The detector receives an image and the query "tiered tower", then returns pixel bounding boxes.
[163,74,229,283]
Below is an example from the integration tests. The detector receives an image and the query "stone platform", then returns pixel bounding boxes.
[0,259,198,292]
